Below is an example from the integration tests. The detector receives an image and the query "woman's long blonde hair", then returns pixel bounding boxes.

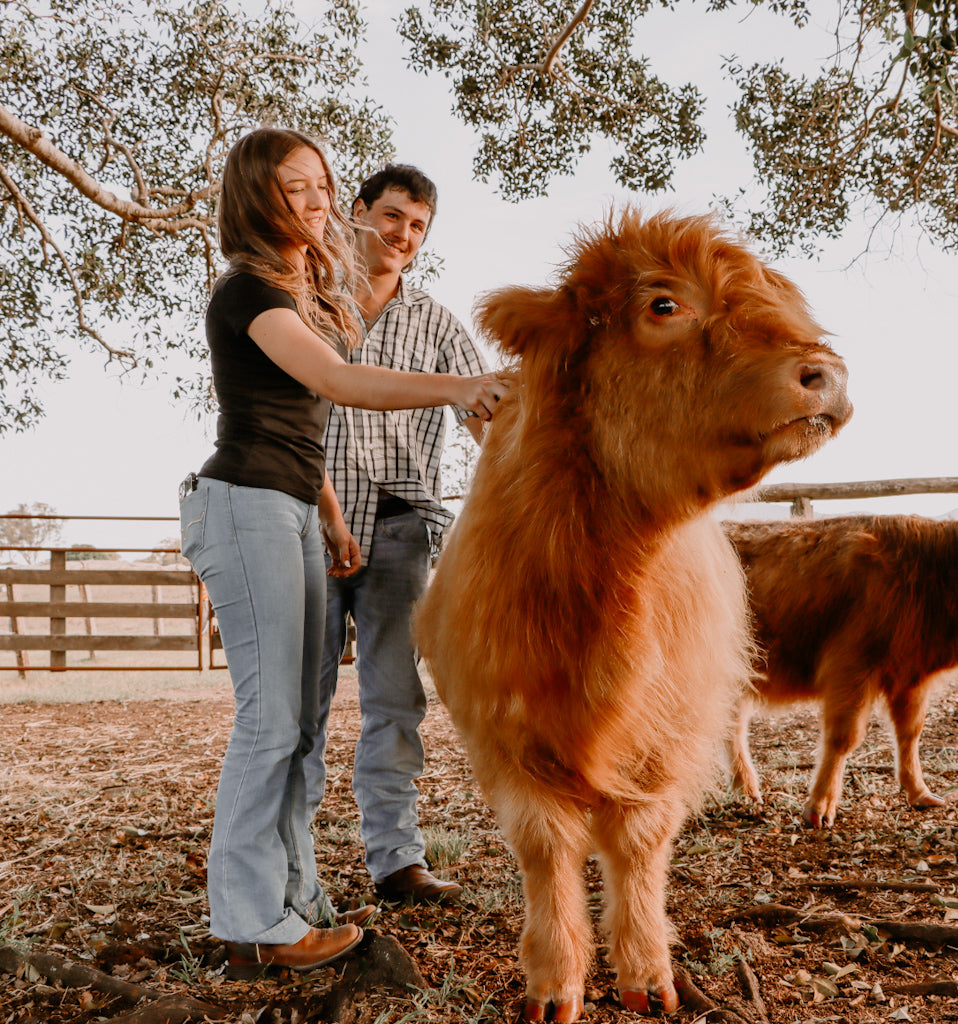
[218,127,361,349]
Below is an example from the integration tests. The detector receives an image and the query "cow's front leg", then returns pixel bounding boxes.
[593,797,683,1015]
[490,777,594,1022]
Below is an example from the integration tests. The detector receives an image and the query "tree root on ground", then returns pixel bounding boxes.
[316,932,427,1023]
[793,878,940,894]
[1,931,426,1024]
[734,955,770,1023]
[674,965,754,1023]
[724,900,958,948]
[0,942,222,1023]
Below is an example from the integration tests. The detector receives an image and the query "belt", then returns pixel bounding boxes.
[375,492,414,519]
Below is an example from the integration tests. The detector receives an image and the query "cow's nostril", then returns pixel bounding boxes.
[800,366,826,391]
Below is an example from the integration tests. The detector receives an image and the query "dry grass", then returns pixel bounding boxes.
[0,667,233,704]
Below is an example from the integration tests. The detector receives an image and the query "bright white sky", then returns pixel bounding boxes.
[3,0,958,549]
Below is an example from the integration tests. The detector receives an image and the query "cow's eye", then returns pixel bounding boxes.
[650,297,679,316]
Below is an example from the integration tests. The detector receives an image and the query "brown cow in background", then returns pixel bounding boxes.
[726,515,958,828]
[415,209,851,1021]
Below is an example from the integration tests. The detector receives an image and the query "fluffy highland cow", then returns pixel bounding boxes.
[726,514,958,828]
[415,210,852,1020]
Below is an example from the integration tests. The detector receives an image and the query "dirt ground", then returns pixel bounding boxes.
[4,672,958,1023]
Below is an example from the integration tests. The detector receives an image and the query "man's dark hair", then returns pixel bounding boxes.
[354,164,438,224]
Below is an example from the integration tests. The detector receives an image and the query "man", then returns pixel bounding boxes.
[304,164,487,903]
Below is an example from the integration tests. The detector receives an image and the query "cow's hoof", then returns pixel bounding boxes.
[523,995,584,1021]
[552,997,584,1022]
[620,989,649,1013]
[620,982,679,1014]
[801,804,835,829]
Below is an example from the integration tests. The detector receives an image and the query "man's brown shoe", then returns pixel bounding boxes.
[375,865,462,904]
[226,923,363,977]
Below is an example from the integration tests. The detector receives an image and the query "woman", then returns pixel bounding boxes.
[179,127,504,975]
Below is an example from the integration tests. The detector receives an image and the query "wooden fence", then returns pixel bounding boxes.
[755,476,958,519]
[0,549,220,674]
[3,477,958,676]
[0,512,223,676]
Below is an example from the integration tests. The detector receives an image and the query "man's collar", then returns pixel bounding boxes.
[357,271,407,324]
[394,275,413,306]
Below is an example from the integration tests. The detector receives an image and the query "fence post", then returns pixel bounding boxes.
[790,496,814,518]
[4,582,27,679]
[50,548,66,671]
[78,578,96,663]
[198,579,210,671]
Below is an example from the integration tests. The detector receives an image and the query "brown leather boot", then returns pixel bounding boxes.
[375,865,462,904]
[335,904,378,927]
[226,923,362,976]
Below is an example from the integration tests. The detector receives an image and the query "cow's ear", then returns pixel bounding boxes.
[474,285,576,360]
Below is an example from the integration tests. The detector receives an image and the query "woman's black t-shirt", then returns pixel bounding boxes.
[199,271,331,505]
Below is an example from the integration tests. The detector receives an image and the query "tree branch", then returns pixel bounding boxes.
[72,87,152,203]
[540,0,597,76]
[0,160,134,362]
[479,19,660,125]
[498,0,598,78]
[0,104,216,224]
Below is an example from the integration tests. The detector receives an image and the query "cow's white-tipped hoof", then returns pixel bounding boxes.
[523,995,584,1021]
[620,981,679,1014]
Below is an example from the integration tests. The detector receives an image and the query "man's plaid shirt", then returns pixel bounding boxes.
[325,277,489,562]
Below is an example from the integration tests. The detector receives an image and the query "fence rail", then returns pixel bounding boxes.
[756,476,958,518]
[4,477,957,675]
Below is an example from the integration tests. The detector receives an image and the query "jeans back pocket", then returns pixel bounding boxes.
[179,483,209,563]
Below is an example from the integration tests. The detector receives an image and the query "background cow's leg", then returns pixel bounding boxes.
[592,796,682,1014]
[805,664,875,827]
[489,775,593,1022]
[885,675,945,809]
[728,692,763,803]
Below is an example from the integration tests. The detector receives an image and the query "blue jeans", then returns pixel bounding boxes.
[304,510,431,882]
[180,478,336,944]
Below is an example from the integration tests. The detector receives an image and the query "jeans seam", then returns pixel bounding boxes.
[300,503,313,539]
[217,482,265,936]
[288,500,315,914]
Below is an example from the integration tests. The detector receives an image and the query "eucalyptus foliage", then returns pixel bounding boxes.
[0,0,393,433]
[400,0,708,199]
[3,0,956,435]
[729,0,958,252]
[399,0,958,253]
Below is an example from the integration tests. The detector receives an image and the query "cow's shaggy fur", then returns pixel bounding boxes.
[415,210,852,1020]
[727,514,958,828]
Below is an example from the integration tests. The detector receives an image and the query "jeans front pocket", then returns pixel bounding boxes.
[378,510,428,545]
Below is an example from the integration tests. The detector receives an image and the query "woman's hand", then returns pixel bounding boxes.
[453,373,510,420]
[322,521,361,578]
